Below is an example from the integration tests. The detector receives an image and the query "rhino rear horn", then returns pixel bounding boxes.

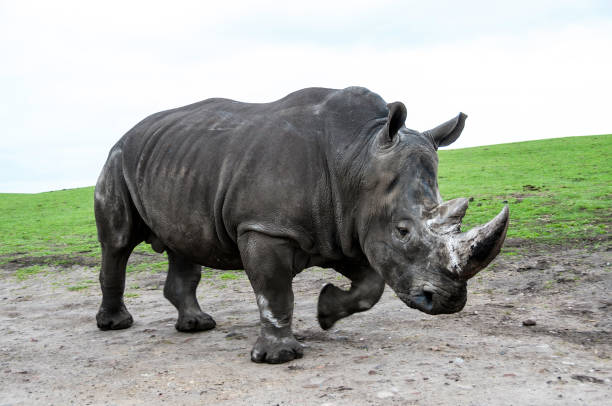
[452,205,509,280]
[424,112,467,149]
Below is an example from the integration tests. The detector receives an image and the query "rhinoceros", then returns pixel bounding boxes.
[94,86,508,364]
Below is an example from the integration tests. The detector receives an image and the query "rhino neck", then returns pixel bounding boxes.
[324,118,386,261]
[312,87,389,261]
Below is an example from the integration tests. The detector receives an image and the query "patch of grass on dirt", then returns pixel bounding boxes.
[15,265,45,280]
[219,271,242,280]
[67,284,89,291]
[127,260,168,273]
[438,134,611,242]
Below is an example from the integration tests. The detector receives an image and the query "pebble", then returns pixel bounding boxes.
[224,331,247,340]
[376,391,394,399]
[571,374,604,384]
[309,377,326,385]
[522,319,536,326]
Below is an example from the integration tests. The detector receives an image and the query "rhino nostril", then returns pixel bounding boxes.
[408,287,435,313]
[423,289,433,305]
[422,285,436,304]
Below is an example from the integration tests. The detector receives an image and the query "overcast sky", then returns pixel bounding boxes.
[1,0,611,193]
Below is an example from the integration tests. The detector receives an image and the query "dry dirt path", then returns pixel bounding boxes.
[1,241,611,405]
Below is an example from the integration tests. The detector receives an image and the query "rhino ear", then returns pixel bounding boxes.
[424,112,467,149]
[379,102,407,146]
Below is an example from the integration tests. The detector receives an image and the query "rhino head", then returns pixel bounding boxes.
[358,102,509,315]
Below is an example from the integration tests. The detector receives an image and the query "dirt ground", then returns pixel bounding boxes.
[1,238,611,405]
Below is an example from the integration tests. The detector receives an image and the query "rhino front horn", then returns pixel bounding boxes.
[452,206,509,280]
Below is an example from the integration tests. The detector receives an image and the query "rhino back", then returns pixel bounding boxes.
[119,87,387,267]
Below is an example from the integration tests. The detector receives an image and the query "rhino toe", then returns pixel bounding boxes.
[251,336,303,364]
[96,305,133,330]
[317,283,345,330]
[175,312,216,332]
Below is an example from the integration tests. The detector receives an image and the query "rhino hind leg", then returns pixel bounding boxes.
[238,232,303,364]
[317,265,385,330]
[96,245,136,330]
[163,250,216,332]
[95,147,143,330]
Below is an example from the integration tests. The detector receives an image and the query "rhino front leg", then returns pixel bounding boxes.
[317,265,385,330]
[238,232,303,364]
[163,250,216,332]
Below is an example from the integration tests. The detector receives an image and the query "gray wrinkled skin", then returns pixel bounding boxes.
[94,87,509,364]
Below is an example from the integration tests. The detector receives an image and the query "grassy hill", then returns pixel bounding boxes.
[0,134,610,269]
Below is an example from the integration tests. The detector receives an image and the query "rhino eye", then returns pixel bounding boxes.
[396,226,410,238]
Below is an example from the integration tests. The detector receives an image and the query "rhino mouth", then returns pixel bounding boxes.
[398,285,467,315]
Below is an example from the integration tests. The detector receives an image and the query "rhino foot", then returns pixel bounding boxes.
[317,283,348,330]
[96,305,134,330]
[251,335,303,364]
[175,312,216,332]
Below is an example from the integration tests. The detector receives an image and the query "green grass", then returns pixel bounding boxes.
[127,260,168,273]
[219,271,242,280]
[15,265,46,280]
[438,134,611,241]
[67,284,89,291]
[0,187,99,259]
[0,135,610,270]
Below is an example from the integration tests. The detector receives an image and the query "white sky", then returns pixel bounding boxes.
[1,0,611,193]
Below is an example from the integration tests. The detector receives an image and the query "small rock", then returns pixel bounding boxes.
[376,391,394,399]
[522,319,536,326]
[571,374,604,384]
[536,344,551,352]
[224,331,247,340]
[309,377,326,385]
[287,365,304,371]
[453,357,464,365]
[444,372,460,381]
